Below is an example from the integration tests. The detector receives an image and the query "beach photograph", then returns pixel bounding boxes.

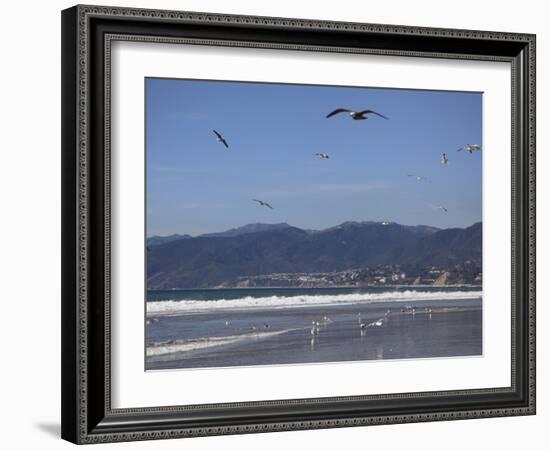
[145,78,482,370]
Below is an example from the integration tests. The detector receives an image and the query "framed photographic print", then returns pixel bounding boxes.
[61,4,536,444]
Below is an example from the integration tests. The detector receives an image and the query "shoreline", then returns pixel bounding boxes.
[147,292,482,317]
[146,298,482,370]
[147,284,482,292]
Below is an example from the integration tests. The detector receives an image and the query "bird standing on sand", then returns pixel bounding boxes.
[311,321,320,335]
[457,144,481,154]
[441,153,449,165]
[315,153,330,159]
[212,129,229,148]
[326,108,389,121]
[252,199,273,209]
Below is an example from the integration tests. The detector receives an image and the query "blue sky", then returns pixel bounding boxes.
[146,78,482,237]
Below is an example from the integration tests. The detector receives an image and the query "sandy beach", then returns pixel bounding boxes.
[146,294,482,370]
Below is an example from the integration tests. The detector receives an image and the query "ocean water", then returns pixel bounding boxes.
[145,287,482,370]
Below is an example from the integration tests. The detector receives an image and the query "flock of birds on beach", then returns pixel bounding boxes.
[211,106,481,215]
[147,304,437,353]
[211,304,437,349]
[305,305,435,347]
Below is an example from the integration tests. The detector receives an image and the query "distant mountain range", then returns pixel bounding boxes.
[200,223,297,238]
[146,221,481,289]
[147,234,192,247]
[147,223,307,245]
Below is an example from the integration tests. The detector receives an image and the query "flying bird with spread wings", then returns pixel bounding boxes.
[253,199,273,209]
[325,108,389,121]
[437,205,449,213]
[212,129,229,148]
[315,153,330,159]
[457,144,481,154]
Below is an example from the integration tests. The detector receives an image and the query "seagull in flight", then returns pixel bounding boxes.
[315,153,330,159]
[253,199,273,209]
[212,129,229,148]
[441,153,449,165]
[437,205,449,213]
[457,144,481,154]
[408,174,430,182]
[326,108,389,121]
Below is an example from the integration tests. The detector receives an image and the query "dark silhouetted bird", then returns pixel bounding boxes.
[212,129,229,148]
[326,108,389,120]
[253,199,273,209]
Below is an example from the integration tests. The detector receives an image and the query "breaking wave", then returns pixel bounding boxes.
[147,329,293,357]
[147,290,481,316]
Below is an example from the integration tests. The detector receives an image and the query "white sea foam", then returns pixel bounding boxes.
[147,329,292,357]
[147,290,482,316]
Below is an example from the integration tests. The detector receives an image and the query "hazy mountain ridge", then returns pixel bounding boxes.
[147,222,481,289]
[200,222,294,238]
[147,234,192,247]
[147,223,314,245]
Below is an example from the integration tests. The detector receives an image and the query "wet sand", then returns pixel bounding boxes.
[146,298,482,370]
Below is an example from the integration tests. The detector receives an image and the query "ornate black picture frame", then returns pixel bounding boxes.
[61,4,535,444]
